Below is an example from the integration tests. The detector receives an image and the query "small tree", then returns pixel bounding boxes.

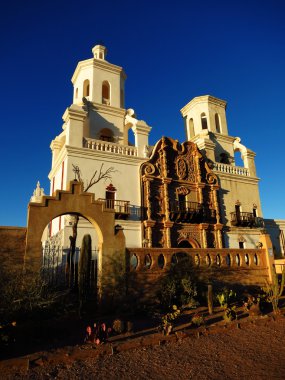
[66,164,117,279]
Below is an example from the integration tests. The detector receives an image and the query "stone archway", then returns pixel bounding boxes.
[25,180,126,301]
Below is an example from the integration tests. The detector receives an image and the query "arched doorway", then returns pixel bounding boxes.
[178,240,193,248]
[25,181,126,302]
[41,213,99,294]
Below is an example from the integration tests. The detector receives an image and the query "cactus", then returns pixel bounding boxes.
[207,284,213,315]
[263,265,285,314]
[78,234,92,304]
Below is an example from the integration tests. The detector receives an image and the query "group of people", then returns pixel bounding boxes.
[84,322,111,345]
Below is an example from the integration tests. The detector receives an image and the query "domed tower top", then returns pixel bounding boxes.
[71,44,126,108]
[92,44,107,60]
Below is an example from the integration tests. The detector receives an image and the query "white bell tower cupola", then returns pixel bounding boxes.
[71,44,126,109]
[181,95,229,140]
[92,44,107,60]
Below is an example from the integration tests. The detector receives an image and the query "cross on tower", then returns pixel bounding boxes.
[72,165,80,181]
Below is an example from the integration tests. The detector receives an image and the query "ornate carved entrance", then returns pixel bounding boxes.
[140,137,223,249]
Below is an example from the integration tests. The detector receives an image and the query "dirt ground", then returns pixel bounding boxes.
[2,313,285,380]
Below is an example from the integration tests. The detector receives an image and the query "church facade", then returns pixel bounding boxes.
[44,44,284,260]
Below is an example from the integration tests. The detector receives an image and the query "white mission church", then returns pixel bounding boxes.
[32,44,284,260]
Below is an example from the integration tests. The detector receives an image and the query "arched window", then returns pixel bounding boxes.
[83,79,90,97]
[201,113,208,130]
[102,81,110,105]
[215,113,221,133]
[99,128,114,142]
[189,118,195,137]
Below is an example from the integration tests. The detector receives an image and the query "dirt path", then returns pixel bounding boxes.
[6,317,285,380]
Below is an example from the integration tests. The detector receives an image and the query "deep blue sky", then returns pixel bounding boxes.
[0,0,284,226]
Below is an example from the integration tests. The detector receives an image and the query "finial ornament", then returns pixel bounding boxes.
[30,181,45,203]
[124,108,138,128]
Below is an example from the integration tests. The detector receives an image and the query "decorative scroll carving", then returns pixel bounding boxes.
[206,172,217,184]
[176,186,190,196]
[143,163,155,176]
[140,136,222,249]
[178,228,201,246]
[176,157,187,179]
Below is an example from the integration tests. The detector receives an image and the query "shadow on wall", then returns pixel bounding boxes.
[87,106,123,142]
[264,219,284,258]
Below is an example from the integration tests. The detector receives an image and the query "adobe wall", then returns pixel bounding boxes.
[126,247,271,302]
[0,227,26,271]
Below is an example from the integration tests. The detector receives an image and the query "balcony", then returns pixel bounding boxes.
[98,199,130,220]
[230,212,264,228]
[169,201,216,223]
[84,138,138,157]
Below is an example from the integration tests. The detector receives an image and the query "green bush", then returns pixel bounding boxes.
[216,287,236,309]
[157,256,198,310]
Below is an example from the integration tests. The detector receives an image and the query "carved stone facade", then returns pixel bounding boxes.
[141,137,223,249]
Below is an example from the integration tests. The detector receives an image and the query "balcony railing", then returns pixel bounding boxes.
[84,138,138,157]
[213,163,250,177]
[98,198,130,220]
[230,212,264,228]
[169,201,216,223]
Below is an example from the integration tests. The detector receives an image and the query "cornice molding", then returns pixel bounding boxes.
[71,58,126,83]
[181,95,227,116]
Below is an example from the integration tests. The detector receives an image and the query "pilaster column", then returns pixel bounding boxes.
[164,221,174,248]
[199,223,209,248]
[143,177,153,221]
[212,185,221,224]
[214,224,223,248]
[131,121,152,157]
[63,105,87,148]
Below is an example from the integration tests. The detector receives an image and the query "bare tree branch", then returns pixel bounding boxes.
[84,163,117,192]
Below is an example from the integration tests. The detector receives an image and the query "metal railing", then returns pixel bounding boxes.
[168,201,216,223]
[230,212,264,228]
[98,198,131,218]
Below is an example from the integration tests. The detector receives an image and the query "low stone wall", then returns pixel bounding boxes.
[126,248,269,300]
[0,226,26,271]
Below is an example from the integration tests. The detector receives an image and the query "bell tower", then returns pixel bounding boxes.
[70,44,127,144]
[180,95,235,163]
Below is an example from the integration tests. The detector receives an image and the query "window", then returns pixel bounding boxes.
[102,81,110,105]
[105,183,116,208]
[145,254,152,269]
[99,128,114,142]
[189,118,195,137]
[235,204,241,222]
[201,113,208,130]
[178,194,186,211]
[239,241,244,249]
[83,79,90,97]
[253,207,257,218]
[215,113,221,133]
[158,254,165,269]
